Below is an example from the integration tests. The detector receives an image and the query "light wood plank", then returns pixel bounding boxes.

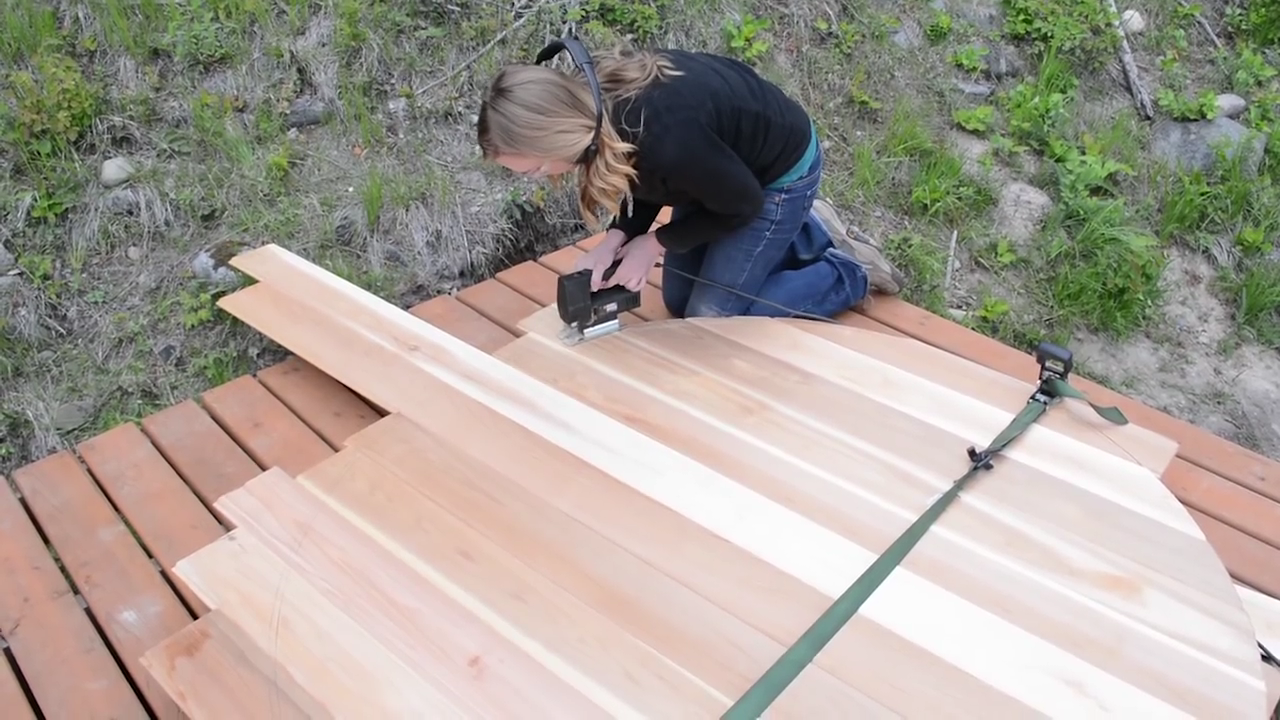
[499,317,1259,717]
[1239,584,1280,657]
[344,413,893,716]
[297,443,733,717]
[782,319,1179,474]
[140,610,329,719]
[1266,665,1280,718]
[174,529,468,717]
[858,296,1280,502]
[199,244,1268,718]
[214,465,609,717]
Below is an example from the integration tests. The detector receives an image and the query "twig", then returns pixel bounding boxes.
[1106,0,1154,119]
[414,1,548,97]
[1180,0,1224,50]
[943,228,958,295]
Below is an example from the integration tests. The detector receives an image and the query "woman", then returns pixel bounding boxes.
[476,43,903,319]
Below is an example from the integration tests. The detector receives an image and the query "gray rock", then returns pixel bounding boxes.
[53,400,94,432]
[103,187,140,215]
[0,275,17,294]
[954,80,994,97]
[100,157,137,187]
[191,250,240,287]
[1215,93,1248,119]
[1237,373,1280,461]
[982,45,1025,79]
[994,181,1053,248]
[891,20,923,49]
[1120,9,1146,34]
[1149,116,1269,177]
[284,96,329,129]
[0,244,14,274]
[950,0,1004,31]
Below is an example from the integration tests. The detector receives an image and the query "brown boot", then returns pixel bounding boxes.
[811,198,904,295]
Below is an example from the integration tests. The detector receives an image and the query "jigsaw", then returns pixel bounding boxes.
[556,259,642,345]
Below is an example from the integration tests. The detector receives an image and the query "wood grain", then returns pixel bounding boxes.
[140,610,329,719]
[218,466,609,717]
[135,243,1270,718]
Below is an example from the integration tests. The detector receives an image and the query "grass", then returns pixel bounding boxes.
[2,0,1280,469]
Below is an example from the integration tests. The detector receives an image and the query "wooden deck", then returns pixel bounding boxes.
[2,229,1279,718]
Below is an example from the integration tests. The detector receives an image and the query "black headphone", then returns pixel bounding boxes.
[535,34,604,165]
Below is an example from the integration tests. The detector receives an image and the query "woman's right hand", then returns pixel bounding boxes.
[574,228,629,290]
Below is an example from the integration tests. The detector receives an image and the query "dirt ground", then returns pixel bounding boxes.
[2,0,1279,472]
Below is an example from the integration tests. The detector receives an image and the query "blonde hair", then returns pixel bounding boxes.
[477,43,682,230]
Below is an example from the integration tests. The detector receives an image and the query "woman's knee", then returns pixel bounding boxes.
[683,287,745,318]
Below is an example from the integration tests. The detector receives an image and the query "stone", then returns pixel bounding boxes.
[103,187,140,215]
[100,157,137,187]
[993,182,1054,248]
[53,400,94,432]
[1150,116,1269,177]
[1237,370,1280,461]
[949,0,1004,31]
[1120,9,1145,34]
[191,250,240,287]
[284,96,329,129]
[0,244,14,274]
[891,21,923,49]
[1215,93,1248,119]
[982,45,1025,80]
[954,80,994,98]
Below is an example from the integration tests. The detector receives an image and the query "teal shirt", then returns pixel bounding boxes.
[766,121,818,189]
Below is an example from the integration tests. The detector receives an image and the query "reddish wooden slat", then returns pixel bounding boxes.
[455,280,542,336]
[140,401,261,511]
[256,357,381,448]
[0,475,148,718]
[200,376,334,478]
[13,452,191,719]
[77,423,225,614]
[409,295,517,354]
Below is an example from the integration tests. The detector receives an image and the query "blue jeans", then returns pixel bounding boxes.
[660,144,869,318]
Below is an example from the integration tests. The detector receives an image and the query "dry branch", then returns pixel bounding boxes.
[1107,0,1154,119]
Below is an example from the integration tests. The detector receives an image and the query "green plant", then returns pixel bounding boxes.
[949,45,988,74]
[724,14,770,63]
[881,231,947,313]
[925,11,952,42]
[2,51,100,159]
[1220,259,1280,347]
[1155,87,1218,120]
[1225,1,1280,47]
[907,144,996,226]
[953,105,996,134]
[566,0,667,42]
[1037,136,1166,338]
[1002,51,1076,151]
[1002,0,1119,66]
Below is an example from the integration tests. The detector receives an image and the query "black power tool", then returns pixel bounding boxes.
[555,259,642,345]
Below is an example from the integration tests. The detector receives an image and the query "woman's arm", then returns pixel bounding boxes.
[651,122,764,253]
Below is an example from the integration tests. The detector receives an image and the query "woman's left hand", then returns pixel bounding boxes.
[605,232,663,292]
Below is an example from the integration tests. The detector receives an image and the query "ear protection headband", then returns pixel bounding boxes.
[535,35,604,165]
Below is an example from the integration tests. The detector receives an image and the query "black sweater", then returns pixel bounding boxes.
[605,49,814,253]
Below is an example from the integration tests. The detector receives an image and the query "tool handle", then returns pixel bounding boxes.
[600,258,623,286]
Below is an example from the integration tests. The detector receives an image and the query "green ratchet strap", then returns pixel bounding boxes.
[721,342,1129,720]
